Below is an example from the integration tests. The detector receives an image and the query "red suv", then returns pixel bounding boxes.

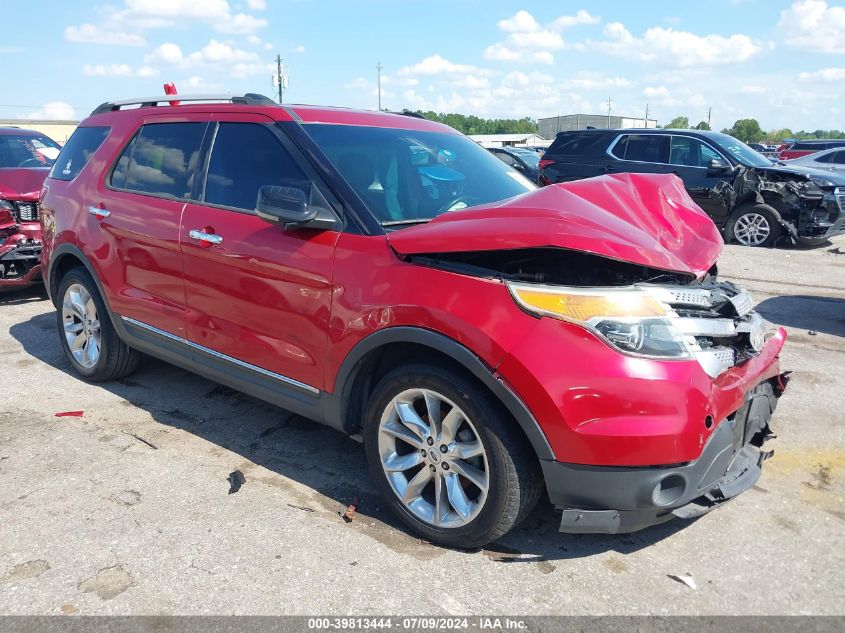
[40,93,788,547]
[1,126,62,289]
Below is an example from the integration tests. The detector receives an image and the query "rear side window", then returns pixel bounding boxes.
[832,151,845,164]
[547,133,607,156]
[49,127,109,181]
[612,135,669,163]
[791,142,825,151]
[204,123,307,211]
[110,122,207,199]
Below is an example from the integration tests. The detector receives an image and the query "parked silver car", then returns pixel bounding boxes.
[783,146,845,173]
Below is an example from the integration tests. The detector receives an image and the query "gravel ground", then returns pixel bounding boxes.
[0,237,843,616]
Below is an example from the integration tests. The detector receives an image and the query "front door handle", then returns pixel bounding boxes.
[189,229,223,246]
[88,205,111,219]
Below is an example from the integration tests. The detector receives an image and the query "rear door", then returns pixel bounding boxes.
[94,115,210,337]
[180,113,340,393]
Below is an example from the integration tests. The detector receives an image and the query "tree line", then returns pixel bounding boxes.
[410,110,844,145]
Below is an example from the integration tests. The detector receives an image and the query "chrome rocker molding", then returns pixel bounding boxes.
[120,316,319,395]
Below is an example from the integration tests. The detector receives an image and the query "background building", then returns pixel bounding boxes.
[0,119,80,144]
[469,133,548,148]
[538,114,657,139]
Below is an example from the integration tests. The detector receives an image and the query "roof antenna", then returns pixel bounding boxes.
[163,82,180,106]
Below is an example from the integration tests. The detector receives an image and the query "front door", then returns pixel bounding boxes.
[180,115,340,393]
[667,135,735,225]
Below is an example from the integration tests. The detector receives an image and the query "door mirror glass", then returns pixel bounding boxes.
[256,183,340,231]
[707,158,731,172]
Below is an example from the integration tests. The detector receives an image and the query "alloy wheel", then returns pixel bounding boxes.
[733,212,771,246]
[61,283,102,369]
[377,388,489,528]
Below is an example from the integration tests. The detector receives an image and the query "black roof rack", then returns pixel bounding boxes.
[398,110,426,120]
[90,92,277,116]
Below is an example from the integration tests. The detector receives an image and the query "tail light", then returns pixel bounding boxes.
[539,158,555,170]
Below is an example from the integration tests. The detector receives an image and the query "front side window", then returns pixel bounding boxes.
[204,123,307,211]
[111,122,207,199]
[613,135,670,163]
[303,124,534,226]
[669,137,723,168]
[709,133,771,168]
[49,127,109,181]
[0,133,62,169]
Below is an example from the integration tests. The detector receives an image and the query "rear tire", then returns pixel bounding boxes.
[726,204,781,247]
[56,268,140,382]
[363,363,543,548]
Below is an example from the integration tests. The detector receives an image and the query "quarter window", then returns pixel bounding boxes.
[110,122,207,199]
[49,126,109,181]
[204,123,307,211]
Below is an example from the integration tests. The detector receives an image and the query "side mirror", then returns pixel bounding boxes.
[707,158,732,172]
[256,183,340,231]
[512,161,526,173]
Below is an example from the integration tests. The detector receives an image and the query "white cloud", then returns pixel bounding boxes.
[246,0,266,9]
[551,10,600,30]
[483,43,554,65]
[64,23,146,46]
[216,13,268,34]
[562,72,632,90]
[145,39,269,77]
[28,102,77,120]
[588,22,762,67]
[506,30,564,50]
[497,10,540,33]
[643,85,671,98]
[398,54,491,77]
[136,65,158,78]
[82,64,133,76]
[778,1,845,53]
[739,85,767,94]
[798,67,845,82]
[291,45,306,54]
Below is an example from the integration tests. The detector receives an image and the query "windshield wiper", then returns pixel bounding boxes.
[381,218,433,227]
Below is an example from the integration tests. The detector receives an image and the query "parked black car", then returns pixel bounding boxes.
[487,147,541,183]
[539,129,845,247]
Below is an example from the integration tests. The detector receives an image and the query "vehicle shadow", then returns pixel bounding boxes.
[756,295,845,337]
[9,308,693,563]
[0,285,48,306]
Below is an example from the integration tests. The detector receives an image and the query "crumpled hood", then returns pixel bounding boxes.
[388,173,723,276]
[0,168,49,201]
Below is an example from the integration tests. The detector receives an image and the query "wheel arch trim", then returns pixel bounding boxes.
[329,326,555,460]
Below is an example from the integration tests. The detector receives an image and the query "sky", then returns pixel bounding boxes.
[1,0,844,132]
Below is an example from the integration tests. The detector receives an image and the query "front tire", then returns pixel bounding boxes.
[56,268,140,381]
[363,364,543,548]
[726,204,781,247]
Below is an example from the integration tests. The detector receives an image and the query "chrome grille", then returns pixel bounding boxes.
[835,188,845,214]
[15,201,38,222]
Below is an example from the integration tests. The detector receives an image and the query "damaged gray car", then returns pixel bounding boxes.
[539,128,845,247]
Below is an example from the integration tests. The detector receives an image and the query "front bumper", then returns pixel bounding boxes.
[543,377,787,534]
[0,239,42,289]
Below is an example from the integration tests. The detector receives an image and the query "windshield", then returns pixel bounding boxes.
[0,133,61,169]
[709,132,772,168]
[303,124,535,226]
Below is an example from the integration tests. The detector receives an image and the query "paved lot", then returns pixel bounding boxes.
[0,238,843,615]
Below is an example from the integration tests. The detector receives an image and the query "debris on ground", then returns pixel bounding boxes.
[808,330,818,336]
[286,503,314,513]
[120,431,157,450]
[668,574,698,590]
[341,496,359,523]
[227,470,246,494]
[55,411,84,417]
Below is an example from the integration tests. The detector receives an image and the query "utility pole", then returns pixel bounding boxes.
[645,103,649,128]
[607,97,612,128]
[707,106,712,129]
[376,61,383,111]
[276,54,284,103]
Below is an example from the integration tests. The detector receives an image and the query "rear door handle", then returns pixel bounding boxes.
[189,229,223,245]
[87,205,111,219]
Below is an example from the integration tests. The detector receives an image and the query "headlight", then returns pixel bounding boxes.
[507,282,690,359]
[811,177,837,188]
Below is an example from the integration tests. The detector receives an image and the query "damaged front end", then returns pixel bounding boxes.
[732,166,845,243]
[0,201,42,289]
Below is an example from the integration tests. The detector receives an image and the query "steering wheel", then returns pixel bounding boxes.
[18,158,43,168]
[439,196,479,214]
